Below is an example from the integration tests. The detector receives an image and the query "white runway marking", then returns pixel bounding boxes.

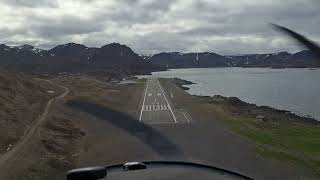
[156,79,177,123]
[140,78,182,124]
[144,122,177,125]
[182,112,190,123]
[143,104,169,111]
[139,79,149,122]
[143,109,169,112]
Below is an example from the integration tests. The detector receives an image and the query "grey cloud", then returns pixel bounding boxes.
[0,27,29,39]
[93,0,175,25]
[2,0,58,8]
[142,0,173,11]
[168,0,320,54]
[29,15,105,38]
[0,0,319,55]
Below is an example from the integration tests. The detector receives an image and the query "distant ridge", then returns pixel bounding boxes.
[148,50,319,68]
[1,42,318,74]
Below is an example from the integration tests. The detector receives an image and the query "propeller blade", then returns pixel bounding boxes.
[271,23,320,60]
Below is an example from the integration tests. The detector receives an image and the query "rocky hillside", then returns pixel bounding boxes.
[0,43,160,75]
[148,50,319,68]
[0,71,59,153]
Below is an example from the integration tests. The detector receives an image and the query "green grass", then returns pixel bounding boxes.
[206,103,320,176]
[256,146,320,176]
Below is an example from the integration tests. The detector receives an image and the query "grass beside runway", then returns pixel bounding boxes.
[159,78,320,177]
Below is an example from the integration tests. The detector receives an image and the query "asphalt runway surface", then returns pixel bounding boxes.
[72,78,316,180]
[134,78,313,179]
[139,78,190,125]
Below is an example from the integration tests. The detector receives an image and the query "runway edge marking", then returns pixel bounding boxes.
[139,79,149,122]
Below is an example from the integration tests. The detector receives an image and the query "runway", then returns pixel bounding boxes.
[139,78,190,124]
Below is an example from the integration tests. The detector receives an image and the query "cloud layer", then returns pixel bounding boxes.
[0,0,319,55]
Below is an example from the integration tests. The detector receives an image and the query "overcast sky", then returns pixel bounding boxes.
[0,0,319,55]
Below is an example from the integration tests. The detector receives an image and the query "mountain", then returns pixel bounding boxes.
[93,43,142,66]
[149,52,229,68]
[225,52,292,67]
[0,44,45,65]
[0,43,160,75]
[149,50,319,68]
[1,42,318,74]
[286,50,319,67]
[226,51,319,68]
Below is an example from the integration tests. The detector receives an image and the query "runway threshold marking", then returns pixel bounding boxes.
[156,79,177,123]
[139,79,149,122]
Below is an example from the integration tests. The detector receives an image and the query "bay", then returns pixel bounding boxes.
[142,67,320,120]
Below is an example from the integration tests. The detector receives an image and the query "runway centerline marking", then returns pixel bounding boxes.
[156,79,177,123]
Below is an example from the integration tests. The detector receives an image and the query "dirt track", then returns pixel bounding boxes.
[0,80,69,179]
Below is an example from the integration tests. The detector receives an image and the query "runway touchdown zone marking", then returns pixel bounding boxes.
[139,79,179,124]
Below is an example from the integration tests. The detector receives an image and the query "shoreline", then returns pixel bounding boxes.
[171,78,320,124]
[162,77,320,176]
